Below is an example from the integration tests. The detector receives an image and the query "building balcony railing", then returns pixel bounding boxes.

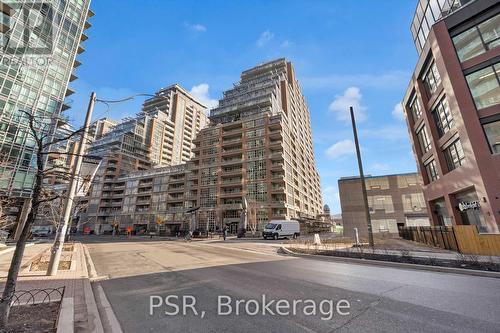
[220,190,242,197]
[222,137,242,144]
[271,186,285,192]
[222,128,242,136]
[221,158,242,165]
[220,203,243,210]
[221,168,242,175]
[221,178,242,185]
[168,186,185,192]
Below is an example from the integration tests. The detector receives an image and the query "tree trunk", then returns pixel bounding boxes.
[0,148,43,329]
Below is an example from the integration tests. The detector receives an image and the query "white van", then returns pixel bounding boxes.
[262,220,300,240]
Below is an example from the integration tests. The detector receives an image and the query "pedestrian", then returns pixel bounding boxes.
[223,225,228,241]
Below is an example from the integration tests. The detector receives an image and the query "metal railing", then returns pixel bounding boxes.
[4,287,65,306]
[399,226,459,252]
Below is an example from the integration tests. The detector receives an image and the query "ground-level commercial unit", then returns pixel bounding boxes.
[403,0,500,234]
[339,173,430,239]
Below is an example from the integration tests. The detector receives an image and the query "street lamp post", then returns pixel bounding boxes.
[350,106,374,247]
[47,92,96,276]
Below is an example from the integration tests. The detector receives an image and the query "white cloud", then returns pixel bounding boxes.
[281,40,293,48]
[392,102,405,121]
[184,23,207,32]
[189,83,218,110]
[325,139,356,159]
[256,31,274,47]
[329,87,367,122]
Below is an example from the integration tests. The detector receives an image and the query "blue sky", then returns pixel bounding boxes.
[68,0,420,214]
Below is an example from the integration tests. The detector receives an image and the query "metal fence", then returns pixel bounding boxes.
[4,287,65,306]
[398,226,459,252]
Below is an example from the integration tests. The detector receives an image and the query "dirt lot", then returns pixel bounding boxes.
[30,260,71,271]
[6,302,59,333]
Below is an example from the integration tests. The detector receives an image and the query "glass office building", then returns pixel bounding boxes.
[0,0,92,197]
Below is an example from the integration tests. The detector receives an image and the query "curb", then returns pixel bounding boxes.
[280,246,500,279]
[57,297,74,333]
[79,243,104,333]
[83,244,123,333]
[82,244,98,279]
[94,283,123,333]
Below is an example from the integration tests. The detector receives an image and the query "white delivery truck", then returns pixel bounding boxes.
[262,220,300,240]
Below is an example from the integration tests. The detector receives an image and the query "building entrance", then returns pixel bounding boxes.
[454,190,488,233]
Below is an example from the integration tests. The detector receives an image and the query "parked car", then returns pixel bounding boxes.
[31,229,51,237]
[262,220,300,240]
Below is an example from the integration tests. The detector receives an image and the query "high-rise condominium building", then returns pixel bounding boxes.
[142,84,209,166]
[192,58,323,233]
[0,0,92,198]
[403,0,499,233]
[79,84,208,231]
[89,117,118,141]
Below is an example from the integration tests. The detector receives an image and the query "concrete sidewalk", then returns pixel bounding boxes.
[285,243,500,263]
[0,242,105,333]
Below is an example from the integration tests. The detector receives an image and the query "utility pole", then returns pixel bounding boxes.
[350,106,374,247]
[47,92,96,276]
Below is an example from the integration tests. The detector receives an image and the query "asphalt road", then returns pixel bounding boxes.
[85,238,500,333]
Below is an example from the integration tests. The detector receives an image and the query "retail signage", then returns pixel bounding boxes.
[458,201,480,211]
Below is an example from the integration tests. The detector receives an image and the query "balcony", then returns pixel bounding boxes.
[220,189,242,197]
[271,186,285,193]
[220,203,243,210]
[269,152,283,160]
[221,177,242,185]
[222,147,242,156]
[271,162,283,170]
[222,128,242,136]
[222,136,242,145]
[65,87,75,97]
[222,165,242,174]
[168,186,184,192]
[221,158,242,165]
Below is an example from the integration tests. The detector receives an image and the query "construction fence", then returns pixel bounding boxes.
[399,225,500,256]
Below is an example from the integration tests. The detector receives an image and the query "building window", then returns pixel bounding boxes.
[367,196,394,214]
[365,177,389,190]
[432,97,454,137]
[483,120,500,154]
[424,159,439,182]
[402,193,426,212]
[443,138,465,171]
[407,93,422,123]
[452,13,500,62]
[422,60,441,97]
[465,63,500,110]
[417,125,432,153]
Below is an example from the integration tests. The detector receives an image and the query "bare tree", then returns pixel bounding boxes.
[0,156,18,234]
[247,200,258,236]
[0,110,91,328]
[0,197,17,235]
